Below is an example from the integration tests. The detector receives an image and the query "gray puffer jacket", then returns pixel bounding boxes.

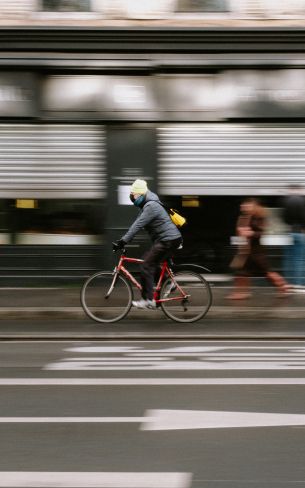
[122,191,182,244]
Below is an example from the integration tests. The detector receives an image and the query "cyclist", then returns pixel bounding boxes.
[115,179,182,309]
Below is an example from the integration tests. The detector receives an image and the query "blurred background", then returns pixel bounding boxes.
[0,0,305,283]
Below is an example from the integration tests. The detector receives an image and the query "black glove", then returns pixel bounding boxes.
[113,239,126,252]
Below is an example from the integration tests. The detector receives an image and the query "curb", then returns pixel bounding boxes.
[0,306,305,320]
[0,334,305,341]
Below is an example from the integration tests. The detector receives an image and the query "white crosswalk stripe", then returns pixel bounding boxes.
[0,472,191,488]
[44,345,305,370]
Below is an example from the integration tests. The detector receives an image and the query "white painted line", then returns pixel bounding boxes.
[0,378,305,385]
[130,353,305,357]
[44,361,305,371]
[142,409,305,431]
[2,410,305,430]
[65,347,223,353]
[0,417,144,423]
[1,340,303,344]
[48,345,305,372]
[0,472,191,488]
[66,346,305,353]
[63,355,305,359]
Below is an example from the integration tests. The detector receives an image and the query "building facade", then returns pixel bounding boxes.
[0,18,305,279]
[1,1,305,22]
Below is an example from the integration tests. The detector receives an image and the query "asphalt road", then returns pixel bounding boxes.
[0,318,305,340]
[0,339,305,487]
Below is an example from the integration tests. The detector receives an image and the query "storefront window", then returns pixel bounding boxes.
[41,0,91,12]
[176,0,229,12]
[7,200,104,245]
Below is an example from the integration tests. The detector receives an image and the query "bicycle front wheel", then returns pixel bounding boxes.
[81,271,132,323]
[160,270,212,323]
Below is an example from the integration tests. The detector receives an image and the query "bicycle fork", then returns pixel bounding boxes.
[105,270,119,299]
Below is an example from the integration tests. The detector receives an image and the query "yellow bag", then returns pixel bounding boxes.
[169,208,187,228]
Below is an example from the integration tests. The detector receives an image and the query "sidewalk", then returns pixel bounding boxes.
[0,285,304,339]
[0,285,304,320]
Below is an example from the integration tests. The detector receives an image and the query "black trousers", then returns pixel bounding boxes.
[140,238,182,300]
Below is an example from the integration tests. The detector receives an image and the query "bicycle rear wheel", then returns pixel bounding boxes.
[81,271,132,323]
[160,270,212,323]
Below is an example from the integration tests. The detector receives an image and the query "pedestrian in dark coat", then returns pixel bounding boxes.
[282,184,305,288]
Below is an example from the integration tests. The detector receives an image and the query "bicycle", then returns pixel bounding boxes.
[80,244,212,323]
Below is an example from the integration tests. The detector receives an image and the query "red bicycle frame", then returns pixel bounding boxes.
[115,254,188,303]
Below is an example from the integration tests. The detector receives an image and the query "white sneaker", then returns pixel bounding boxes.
[132,299,156,309]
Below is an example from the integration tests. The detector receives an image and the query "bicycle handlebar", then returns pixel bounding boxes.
[112,242,126,254]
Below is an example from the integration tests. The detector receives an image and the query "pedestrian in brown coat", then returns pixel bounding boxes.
[227,198,291,299]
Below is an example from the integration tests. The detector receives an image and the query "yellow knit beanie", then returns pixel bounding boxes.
[130,179,148,194]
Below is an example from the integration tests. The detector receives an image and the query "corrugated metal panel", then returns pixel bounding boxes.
[158,124,305,195]
[0,124,106,199]
[0,0,32,15]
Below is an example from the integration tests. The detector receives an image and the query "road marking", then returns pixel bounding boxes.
[1,378,305,385]
[45,361,305,370]
[141,409,305,430]
[0,472,191,487]
[45,345,305,371]
[0,417,144,423]
[65,347,223,353]
[1,410,305,430]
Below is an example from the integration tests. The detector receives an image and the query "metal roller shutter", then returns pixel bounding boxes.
[0,124,106,199]
[158,124,305,195]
